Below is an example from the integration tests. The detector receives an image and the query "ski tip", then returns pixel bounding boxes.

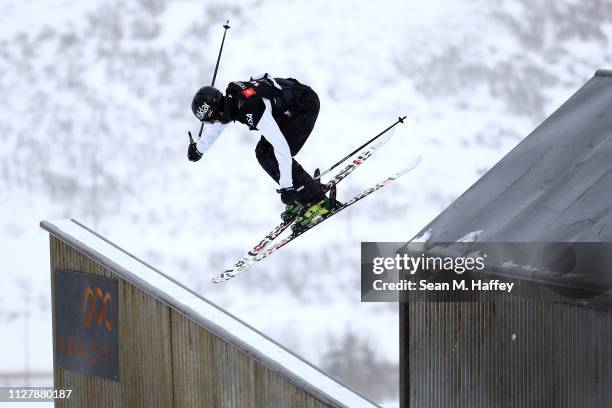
[408,155,423,169]
[393,155,424,178]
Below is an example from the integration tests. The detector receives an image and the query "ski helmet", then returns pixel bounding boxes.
[192,86,223,122]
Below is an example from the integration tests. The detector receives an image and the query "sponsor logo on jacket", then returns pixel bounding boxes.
[234,81,247,90]
[246,113,254,128]
[242,88,257,98]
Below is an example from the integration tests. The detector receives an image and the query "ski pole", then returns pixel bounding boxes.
[190,20,231,143]
[296,115,407,191]
[211,20,231,87]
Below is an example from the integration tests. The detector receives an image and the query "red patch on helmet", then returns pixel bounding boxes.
[242,88,257,98]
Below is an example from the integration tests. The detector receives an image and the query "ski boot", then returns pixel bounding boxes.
[278,186,304,222]
[292,185,342,233]
[280,201,303,222]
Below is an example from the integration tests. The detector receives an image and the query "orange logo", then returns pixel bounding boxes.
[242,87,257,98]
[82,287,113,332]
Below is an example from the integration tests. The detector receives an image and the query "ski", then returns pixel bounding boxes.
[297,116,406,189]
[322,126,395,190]
[212,131,398,283]
[212,155,422,283]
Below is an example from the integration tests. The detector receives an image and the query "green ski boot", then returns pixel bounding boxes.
[292,197,335,232]
[281,201,303,222]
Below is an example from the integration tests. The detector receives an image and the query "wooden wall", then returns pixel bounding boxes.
[49,236,332,408]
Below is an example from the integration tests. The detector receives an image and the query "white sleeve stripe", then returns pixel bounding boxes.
[196,122,227,154]
[258,99,293,188]
[269,77,282,90]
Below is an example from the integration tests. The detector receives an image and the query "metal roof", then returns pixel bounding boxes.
[414,70,612,243]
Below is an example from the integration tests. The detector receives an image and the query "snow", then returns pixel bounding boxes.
[413,228,432,242]
[457,230,484,243]
[41,219,378,408]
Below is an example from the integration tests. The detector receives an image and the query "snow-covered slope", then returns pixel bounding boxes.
[2,0,612,402]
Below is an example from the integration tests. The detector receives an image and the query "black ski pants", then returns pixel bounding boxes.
[255,87,325,206]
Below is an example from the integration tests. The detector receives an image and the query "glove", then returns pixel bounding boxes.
[188,142,203,162]
[277,187,299,205]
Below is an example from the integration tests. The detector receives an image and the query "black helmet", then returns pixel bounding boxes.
[191,86,223,122]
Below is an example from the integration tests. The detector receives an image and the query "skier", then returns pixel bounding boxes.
[188,73,336,229]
